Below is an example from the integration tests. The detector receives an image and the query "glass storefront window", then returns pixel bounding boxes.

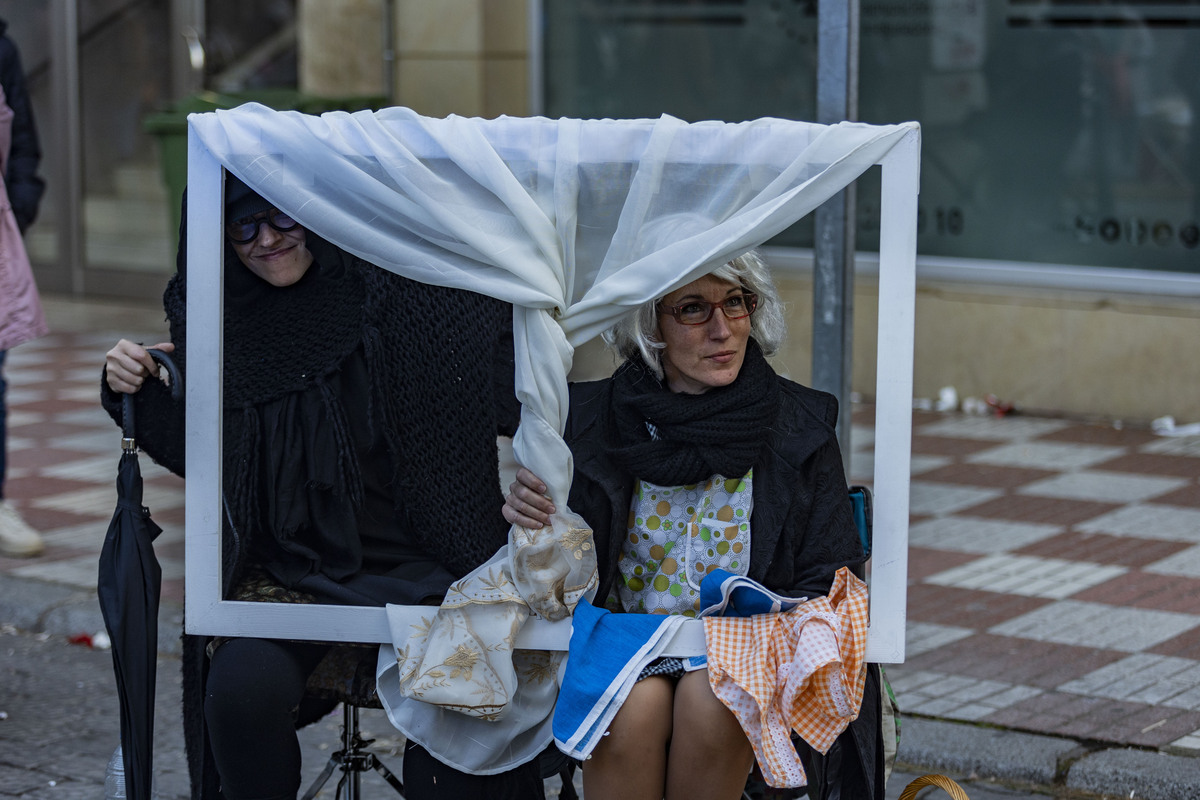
[11,0,299,293]
[543,0,1199,273]
[77,1,175,275]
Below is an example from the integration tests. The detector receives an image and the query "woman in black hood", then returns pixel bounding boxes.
[102,175,539,800]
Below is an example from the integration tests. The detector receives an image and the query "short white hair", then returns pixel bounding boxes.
[602,250,786,381]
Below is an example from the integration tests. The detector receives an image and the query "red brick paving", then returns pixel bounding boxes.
[1119,705,1200,748]
[905,547,980,581]
[1149,625,1200,660]
[1092,452,1200,478]
[3,475,105,500]
[982,693,1200,748]
[1149,484,1200,508]
[11,505,107,532]
[907,635,1126,689]
[1015,531,1192,569]
[10,397,98,414]
[887,407,1200,752]
[956,495,1121,526]
[907,584,1051,629]
[7,446,106,470]
[1072,572,1200,614]
[10,320,1200,757]
[1037,425,1160,448]
[914,462,1056,489]
[7,420,99,439]
[911,434,998,457]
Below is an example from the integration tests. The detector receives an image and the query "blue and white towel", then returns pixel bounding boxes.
[699,568,808,618]
[552,602,691,760]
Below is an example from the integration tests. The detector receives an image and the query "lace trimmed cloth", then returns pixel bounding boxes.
[703,567,870,788]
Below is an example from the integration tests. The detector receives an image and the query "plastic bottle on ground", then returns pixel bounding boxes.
[104,745,126,800]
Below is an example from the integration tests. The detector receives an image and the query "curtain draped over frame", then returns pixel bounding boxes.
[188,106,918,773]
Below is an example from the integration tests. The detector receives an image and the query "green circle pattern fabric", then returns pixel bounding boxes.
[616,469,754,616]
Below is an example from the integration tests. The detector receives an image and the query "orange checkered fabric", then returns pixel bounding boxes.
[703,567,870,788]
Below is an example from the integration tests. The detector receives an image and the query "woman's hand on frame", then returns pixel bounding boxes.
[502,467,556,529]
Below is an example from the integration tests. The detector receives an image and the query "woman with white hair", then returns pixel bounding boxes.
[505,251,880,800]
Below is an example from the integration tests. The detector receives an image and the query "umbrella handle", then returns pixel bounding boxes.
[122,348,183,446]
[147,348,183,401]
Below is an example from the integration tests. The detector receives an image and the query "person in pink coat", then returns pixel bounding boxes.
[0,29,48,557]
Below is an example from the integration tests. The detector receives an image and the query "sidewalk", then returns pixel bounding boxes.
[0,294,186,651]
[4,292,1200,798]
[847,402,1200,797]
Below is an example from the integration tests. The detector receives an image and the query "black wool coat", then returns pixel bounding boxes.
[101,239,520,800]
[561,371,885,800]
[564,373,867,606]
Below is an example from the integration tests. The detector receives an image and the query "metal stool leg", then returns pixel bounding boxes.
[300,704,406,800]
[343,706,362,800]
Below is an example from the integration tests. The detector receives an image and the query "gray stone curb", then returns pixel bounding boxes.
[1068,748,1200,800]
[899,717,1200,799]
[0,574,98,633]
[0,573,184,656]
[896,717,1080,786]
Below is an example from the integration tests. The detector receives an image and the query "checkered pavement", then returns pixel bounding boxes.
[0,299,185,604]
[851,408,1200,752]
[5,296,1200,755]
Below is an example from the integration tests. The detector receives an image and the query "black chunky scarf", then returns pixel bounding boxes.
[608,339,781,486]
[216,241,371,557]
[159,231,518,583]
[222,241,364,405]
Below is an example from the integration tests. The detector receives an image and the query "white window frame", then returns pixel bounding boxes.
[182,122,918,664]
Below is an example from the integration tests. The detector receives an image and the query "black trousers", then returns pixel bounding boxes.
[205,638,544,800]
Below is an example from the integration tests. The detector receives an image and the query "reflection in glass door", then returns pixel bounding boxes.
[11,0,300,298]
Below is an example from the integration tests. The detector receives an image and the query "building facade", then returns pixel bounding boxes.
[9,0,1200,422]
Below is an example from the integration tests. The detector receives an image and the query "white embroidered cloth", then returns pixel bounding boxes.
[187,107,918,772]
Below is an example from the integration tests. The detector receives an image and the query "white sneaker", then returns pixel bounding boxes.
[0,500,44,557]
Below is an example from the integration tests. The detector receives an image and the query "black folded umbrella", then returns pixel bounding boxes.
[98,348,181,800]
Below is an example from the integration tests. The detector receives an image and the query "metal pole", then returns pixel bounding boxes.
[170,0,205,100]
[344,705,361,800]
[50,0,84,295]
[813,0,859,460]
[382,0,396,104]
[527,0,544,116]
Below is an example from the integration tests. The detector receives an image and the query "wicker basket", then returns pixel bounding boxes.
[898,774,970,800]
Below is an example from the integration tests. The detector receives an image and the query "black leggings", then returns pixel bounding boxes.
[204,638,545,800]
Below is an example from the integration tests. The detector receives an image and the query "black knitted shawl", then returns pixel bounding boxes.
[155,235,519,584]
[606,339,781,486]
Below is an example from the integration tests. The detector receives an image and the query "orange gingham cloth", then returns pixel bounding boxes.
[702,567,869,788]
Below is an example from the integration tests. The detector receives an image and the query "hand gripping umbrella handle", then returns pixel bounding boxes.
[122,348,183,450]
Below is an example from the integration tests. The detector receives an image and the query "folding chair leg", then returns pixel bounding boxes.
[367,752,406,795]
[299,704,406,800]
[300,759,338,800]
[338,770,355,800]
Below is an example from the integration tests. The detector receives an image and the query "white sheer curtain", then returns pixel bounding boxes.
[189,106,918,772]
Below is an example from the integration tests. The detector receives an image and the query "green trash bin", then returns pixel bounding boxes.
[143,90,387,237]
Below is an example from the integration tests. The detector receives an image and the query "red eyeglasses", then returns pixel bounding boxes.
[657,293,759,325]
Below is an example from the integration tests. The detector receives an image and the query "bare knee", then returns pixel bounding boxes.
[593,676,673,759]
[583,676,675,800]
[665,671,755,799]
